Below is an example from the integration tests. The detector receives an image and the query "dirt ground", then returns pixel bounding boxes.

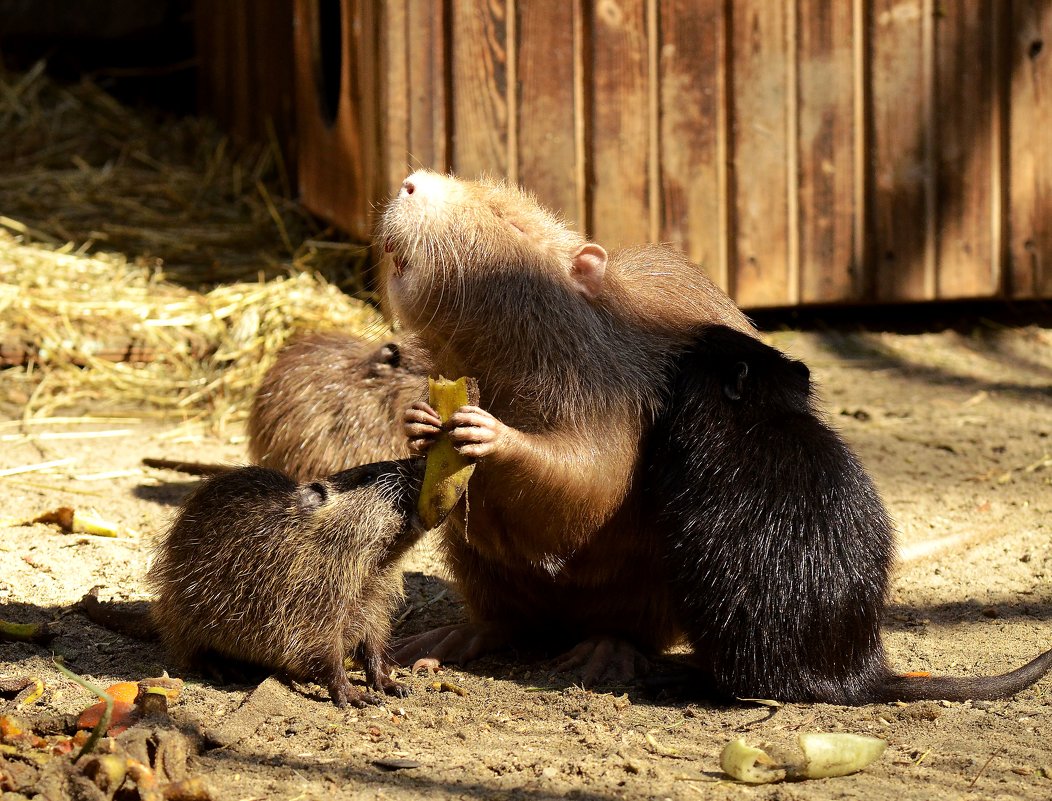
[2,322,1052,800]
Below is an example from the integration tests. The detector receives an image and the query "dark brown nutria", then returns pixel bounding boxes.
[248,333,429,481]
[148,459,426,707]
[645,324,1052,703]
[375,170,757,681]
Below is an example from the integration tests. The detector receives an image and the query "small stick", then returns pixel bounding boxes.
[968,748,1003,789]
[142,458,232,476]
[0,429,133,442]
[0,457,75,478]
[52,658,112,762]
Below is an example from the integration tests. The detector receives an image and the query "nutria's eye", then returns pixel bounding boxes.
[508,219,526,234]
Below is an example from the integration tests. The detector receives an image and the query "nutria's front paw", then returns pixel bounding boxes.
[404,401,442,453]
[446,406,509,459]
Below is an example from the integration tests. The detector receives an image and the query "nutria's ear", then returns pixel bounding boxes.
[723,361,749,401]
[570,244,607,299]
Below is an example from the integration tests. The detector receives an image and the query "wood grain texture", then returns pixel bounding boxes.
[450,0,509,178]
[295,0,381,239]
[729,0,791,307]
[408,0,449,177]
[517,0,581,229]
[383,1,449,195]
[933,0,997,298]
[1008,0,1052,298]
[195,0,295,170]
[589,0,651,247]
[868,0,931,301]
[796,0,859,303]
[382,0,410,194]
[658,0,726,287]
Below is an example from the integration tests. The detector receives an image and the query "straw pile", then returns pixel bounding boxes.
[0,64,387,428]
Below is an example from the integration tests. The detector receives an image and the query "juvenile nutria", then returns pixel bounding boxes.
[376,170,756,681]
[148,459,426,707]
[248,333,429,481]
[645,324,1052,703]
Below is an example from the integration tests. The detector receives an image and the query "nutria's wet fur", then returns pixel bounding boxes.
[646,325,1052,703]
[248,333,428,481]
[376,170,757,660]
[148,459,425,707]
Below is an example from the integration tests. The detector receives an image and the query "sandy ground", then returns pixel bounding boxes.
[2,323,1052,800]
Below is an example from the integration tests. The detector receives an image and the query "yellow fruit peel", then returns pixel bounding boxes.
[418,376,479,530]
[720,738,786,784]
[721,733,887,784]
[794,732,887,779]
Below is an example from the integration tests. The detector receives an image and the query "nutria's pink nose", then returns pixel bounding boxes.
[401,179,415,196]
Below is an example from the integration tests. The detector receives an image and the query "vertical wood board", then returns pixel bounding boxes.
[589,0,651,248]
[657,0,727,288]
[516,0,581,230]
[1008,0,1052,298]
[933,1,997,298]
[796,0,859,303]
[729,0,792,307]
[295,0,381,239]
[868,0,931,301]
[449,0,509,178]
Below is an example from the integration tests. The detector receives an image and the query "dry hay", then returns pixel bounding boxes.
[0,64,388,429]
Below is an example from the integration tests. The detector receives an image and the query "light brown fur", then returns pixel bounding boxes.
[248,333,428,481]
[376,171,756,658]
[147,459,424,707]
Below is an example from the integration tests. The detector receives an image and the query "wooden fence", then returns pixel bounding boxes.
[204,1,1052,308]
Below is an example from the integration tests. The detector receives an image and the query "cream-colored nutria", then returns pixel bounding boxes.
[376,170,756,680]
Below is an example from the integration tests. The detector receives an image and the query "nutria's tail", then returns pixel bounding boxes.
[872,646,1052,702]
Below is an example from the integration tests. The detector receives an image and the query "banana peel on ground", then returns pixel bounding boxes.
[720,733,887,783]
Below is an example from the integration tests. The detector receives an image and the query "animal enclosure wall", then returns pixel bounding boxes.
[286,1,1052,308]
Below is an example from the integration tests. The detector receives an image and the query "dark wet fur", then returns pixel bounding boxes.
[148,459,426,707]
[646,325,1052,704]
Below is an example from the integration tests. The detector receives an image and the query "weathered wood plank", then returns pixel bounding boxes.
[407,0,449,177]
[381,0,410,195]
[295,0,381,239]
[589,0,651,247]
[729,0,791,307]
[796,0,859,303]
[517,0,580,229]
[450,0,508,178]
[658,0,726,287]
[1008,0,1052,298]
[933,0,997,298]
[383,0,449,195]
[195,0,295,168]
[868,0,931,301]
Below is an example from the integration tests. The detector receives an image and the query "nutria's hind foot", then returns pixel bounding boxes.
[329,675,383,709]
[392,622,507,667]
[550,636,651,688]
[374,673,411,698]
[363,653,412,697]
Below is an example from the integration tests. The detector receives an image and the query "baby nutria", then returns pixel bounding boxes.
[645,324,1052,703]
[375,170,756,680]
[148,459,427,707]
[248,333,429,481]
